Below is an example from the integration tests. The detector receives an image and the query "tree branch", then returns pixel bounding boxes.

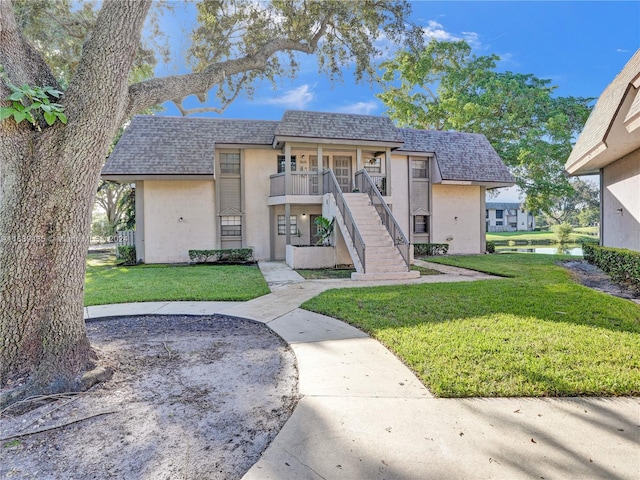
[0,0,58,90]
[125,34,324,118]
[172,73,249,116]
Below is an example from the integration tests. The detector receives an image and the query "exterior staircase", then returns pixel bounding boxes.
[339,193,420,281]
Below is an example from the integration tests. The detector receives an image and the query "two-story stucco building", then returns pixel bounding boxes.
[103,110,514,277]
[486,202,535,232]
[566,49,640,251]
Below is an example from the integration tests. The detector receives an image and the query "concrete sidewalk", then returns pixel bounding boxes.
[85,261,640,480]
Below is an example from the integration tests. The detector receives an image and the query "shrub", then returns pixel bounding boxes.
[554,222,573,244]
[486,241,495,254]
[117,245,136,265]
[414,243,449,256]
[189,248,254,264]
[583,244,640,293]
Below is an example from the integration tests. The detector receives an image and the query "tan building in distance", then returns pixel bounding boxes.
[103,111,514,277]
[566,49,640,252]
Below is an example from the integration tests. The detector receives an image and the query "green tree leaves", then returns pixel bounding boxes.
[377,39,594,216]
[0,82,66,129]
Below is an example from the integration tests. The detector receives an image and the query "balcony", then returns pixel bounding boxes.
[269,171,321,196]
[270,170,387,197]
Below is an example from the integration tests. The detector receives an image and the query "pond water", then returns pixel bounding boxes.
[495,245,583,256]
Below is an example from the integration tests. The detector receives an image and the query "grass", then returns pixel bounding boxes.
[85,253,270,306]
[301,254,640,397]
[487,229,598,243]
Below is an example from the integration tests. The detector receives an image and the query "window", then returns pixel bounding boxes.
[496,220,503,226]
[220,152,240,174]
[277,155,297,173]
[414,215,428,234]
[495,209,504,219]
[485,210,489,219]
[510,222,517,228]
[364,157,381,174]
[412,159,428,179]
[221,216,241,236]
[277,215,298,235]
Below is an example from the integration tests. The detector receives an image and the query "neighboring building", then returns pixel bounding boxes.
[102,111,514,275]
[485,202,535,232]
[566,49,640,251]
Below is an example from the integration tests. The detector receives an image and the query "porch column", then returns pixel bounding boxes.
[285,203,291,245]
[284,143,292,195]
[317,145,324,194]
[385,147,392,196]
[356,147,362,172]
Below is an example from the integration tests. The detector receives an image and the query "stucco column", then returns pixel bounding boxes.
[480,187,486,253]
[356,147,362,172]
[317,145,324,194]
[285,203,291,245]
[284,143,292,195]
[385,147,392,196]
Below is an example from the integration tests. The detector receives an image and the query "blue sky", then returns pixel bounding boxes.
[154,1,640,199]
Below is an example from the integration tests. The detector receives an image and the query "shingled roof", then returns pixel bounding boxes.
[398,129,515,185]
[103,116,277,176]
[274,110,404,144]
[566,49,640,175]
[103,112,513,186]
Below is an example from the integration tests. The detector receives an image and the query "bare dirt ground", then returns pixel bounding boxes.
[562,259,640,303]
[0,315,298,479]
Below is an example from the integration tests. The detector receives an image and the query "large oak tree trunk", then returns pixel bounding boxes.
[0,0,152,405]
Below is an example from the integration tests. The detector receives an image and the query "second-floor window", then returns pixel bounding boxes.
[496,209,504,219]
[220,152,240,174]
[277,155,297,173]
[412,159,428,179]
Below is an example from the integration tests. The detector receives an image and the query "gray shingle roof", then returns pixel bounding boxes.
[398,129,515,184]
[103,113,514,186]
[275,110,404,144]
[486,202,524,210]
[566,49,640,174]
[103,116,277,175]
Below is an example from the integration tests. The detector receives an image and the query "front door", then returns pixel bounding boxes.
[333,155,352,193]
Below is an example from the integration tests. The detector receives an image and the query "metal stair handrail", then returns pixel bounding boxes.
[323,169,367,273]
[355,169,410,268]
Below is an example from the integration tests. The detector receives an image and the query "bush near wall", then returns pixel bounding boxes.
[189,248,254,264]
[486,241,496,254]
[414,243,449,256]
[583,244,640,293]
[117,245,136,265]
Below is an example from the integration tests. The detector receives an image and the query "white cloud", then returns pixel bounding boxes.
[261,85,314,109]
[335,101,379,115]
[422,21,482,49]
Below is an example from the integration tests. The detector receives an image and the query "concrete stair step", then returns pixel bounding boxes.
[352,270,421,281]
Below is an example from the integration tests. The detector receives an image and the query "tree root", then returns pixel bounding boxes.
[0,410,117,442]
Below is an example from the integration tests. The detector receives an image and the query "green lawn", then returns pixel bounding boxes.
[487,229,598,243]
[85,253,270,306]
[301,254,640,397]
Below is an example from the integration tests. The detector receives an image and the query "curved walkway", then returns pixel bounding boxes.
[85,262,640,480]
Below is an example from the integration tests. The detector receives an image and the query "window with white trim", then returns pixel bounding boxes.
[221,215,241,236]
[412,159,428,179]
[277,155,297,173]
[220,152,240,174]
[277,215,298,235]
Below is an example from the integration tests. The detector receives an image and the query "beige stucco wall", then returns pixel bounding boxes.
[389,155,411,235]
[431,184,483,254]
[602,149,640,251]
[243,149,277,260]
[141,180,215,263]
